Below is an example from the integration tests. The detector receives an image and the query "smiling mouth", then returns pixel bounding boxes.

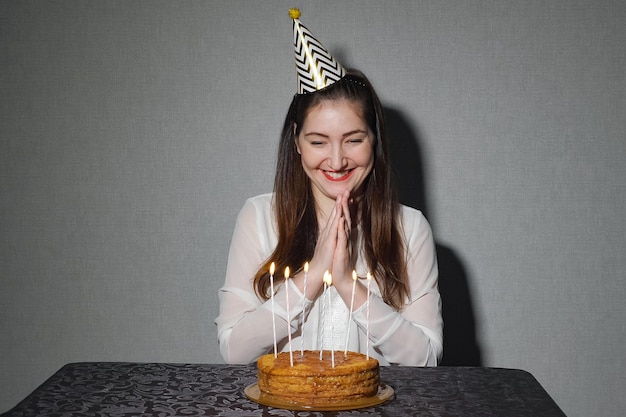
[322,169,354,182]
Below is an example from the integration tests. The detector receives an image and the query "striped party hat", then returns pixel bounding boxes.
[289,8,346,94]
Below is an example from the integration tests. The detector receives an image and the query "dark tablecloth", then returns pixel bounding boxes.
[3,362,565,416]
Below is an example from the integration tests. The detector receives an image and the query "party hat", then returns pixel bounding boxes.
[290,8,346,94]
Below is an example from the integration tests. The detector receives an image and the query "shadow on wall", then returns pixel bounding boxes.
[385,107,482,366]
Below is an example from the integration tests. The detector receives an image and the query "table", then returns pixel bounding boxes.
[2,362,565,416]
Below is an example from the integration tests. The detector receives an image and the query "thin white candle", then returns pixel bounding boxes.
[324,272,335,368]
[366,272,372,360]
[320,271,329,361]
[301,261,308,356]
[344,270,357,354]
[285,266,293,367]
[269,262,277,358]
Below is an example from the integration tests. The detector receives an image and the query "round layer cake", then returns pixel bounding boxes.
[257,350,380,405]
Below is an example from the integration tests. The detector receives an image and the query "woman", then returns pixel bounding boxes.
[215,11,442,366]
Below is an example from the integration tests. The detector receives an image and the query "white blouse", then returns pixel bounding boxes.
[215,193,443,366]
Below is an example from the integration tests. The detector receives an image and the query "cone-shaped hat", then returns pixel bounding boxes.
[290,8,346,94]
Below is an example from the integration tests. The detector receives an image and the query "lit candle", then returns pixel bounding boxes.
[301,261,309,356]
[285,266,293,367]
[366,272,372,360]
[270,262,277,358]
[324,272,335,368]
[344,270,357,354]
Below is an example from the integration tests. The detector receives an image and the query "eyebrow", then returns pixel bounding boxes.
[304,129,368,139]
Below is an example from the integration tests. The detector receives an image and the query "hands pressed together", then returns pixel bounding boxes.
[292,190,369,310]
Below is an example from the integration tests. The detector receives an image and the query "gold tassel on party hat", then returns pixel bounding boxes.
[288,8,301,20]
[290,8,346,94]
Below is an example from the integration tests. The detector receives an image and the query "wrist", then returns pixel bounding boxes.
[331,272,355,295]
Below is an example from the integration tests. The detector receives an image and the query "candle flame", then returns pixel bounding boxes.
[304,261,309,272]
[367,272,372,281]
[285,266,290,279]
[323,271,332,286]
[352,270,357,281]
[270,262,275,275]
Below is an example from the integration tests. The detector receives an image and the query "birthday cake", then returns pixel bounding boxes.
[256,350,380,405]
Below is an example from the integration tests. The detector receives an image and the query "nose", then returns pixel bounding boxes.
[328,144,346,170]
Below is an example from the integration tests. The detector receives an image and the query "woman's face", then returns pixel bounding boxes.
[295,99,375,209]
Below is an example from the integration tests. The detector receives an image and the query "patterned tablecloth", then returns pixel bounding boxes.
[3,362,565,416]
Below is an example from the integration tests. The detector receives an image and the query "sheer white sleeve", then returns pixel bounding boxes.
[352,207,443,366]
[215,194,310,364]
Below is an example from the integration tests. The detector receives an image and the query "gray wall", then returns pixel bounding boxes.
[1,1,625,416]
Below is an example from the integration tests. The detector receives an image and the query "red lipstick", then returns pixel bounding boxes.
[322,170,354,182]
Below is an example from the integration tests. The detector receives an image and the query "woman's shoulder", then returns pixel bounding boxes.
[236,193,274,222]
[398,204,433,237]
[399,204,427,222]
[243,192,274,208]
[233,193,276,238]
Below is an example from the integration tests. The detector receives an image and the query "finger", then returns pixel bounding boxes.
[337,215,348,249]
[341,192,351,230]
[333,215,352,280]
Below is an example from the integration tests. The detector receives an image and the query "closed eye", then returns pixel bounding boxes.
[347,138,365,143]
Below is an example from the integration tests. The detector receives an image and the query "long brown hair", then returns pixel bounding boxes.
[254,70,409,310]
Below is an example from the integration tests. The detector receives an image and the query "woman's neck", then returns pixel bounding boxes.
[315,199,335,225]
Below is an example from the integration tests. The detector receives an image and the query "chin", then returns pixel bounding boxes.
[330,185,352,196]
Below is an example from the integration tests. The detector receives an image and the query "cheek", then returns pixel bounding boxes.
[299,152,318,170]
[355,147,375,167]
[299,148,325,167]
